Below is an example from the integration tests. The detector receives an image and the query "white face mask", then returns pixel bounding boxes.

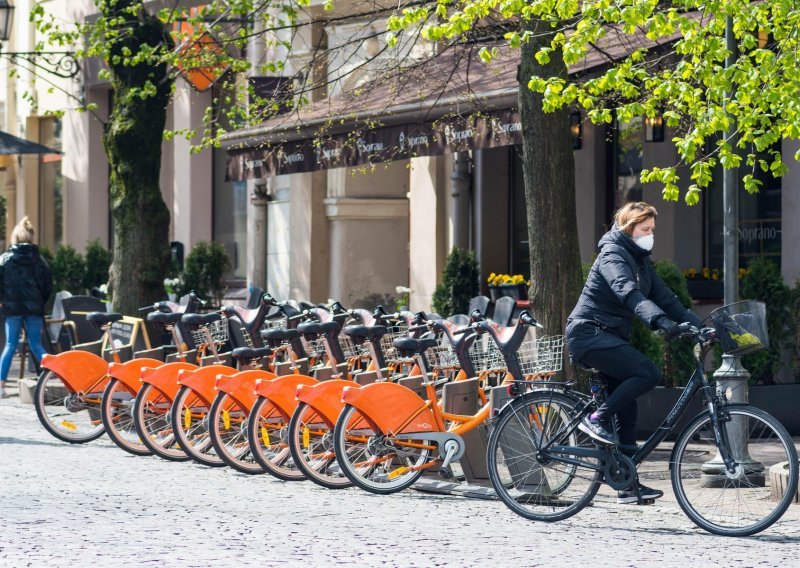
[634,234,654,251]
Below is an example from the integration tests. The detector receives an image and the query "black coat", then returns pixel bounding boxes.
[0,243,53,316]
[566,229,701,364]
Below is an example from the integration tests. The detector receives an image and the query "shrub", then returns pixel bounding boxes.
[740,257,794,384]
[51,245,86,294]
[431,247,479,316]
[83,239,112,291]
[178,241,231,305]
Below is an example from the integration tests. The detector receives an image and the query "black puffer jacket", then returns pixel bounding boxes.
[0,243,53,316]
[566,229,701,364]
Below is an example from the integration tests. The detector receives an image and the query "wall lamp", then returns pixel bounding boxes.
[570,110,583,150]
[645,114,665,143]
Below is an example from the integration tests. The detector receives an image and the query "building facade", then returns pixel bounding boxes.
[2,1,798,317]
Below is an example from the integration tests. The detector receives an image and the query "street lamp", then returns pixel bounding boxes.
[0,1,81,80]
[0,1,14,43]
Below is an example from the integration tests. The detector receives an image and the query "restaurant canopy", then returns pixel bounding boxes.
[0,130,61,155]
[222,19,687,182]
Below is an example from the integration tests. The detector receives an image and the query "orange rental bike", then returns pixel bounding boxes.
[333,311,564,494]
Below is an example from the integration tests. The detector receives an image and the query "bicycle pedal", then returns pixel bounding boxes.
[636,499,655,506]
[438,465,454,479]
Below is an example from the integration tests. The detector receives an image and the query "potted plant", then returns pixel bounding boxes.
[683,267,726,300]
[487,272,530,301]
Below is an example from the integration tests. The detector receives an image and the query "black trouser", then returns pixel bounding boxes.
[580,344,662,450]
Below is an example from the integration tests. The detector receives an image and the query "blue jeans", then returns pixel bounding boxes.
[1,315,47,382]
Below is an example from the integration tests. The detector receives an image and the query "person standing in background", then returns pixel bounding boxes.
[0,217,53,398]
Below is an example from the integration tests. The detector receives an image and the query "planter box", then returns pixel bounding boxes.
[687,280,723,300]
[636,383,800,439]
[489,284,528,301]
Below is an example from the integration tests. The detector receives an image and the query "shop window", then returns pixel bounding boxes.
[613,116,644,211]
[509,146,529,278]
[704,144,782,270]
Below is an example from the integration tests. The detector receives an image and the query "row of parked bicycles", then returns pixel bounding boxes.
[31,293,798,537]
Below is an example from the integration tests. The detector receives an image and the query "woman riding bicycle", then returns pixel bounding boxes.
[566,201,702,504]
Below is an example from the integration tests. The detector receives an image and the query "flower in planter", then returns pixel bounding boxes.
[164,277,182,295]
[683,267,748,281]
[487,272,531,287]
[395,285,411,311]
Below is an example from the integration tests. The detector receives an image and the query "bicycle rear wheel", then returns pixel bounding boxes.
[671,404,799,536]
[101,378,151,456]
[333,404,432,495]
[133,383,190,462]
[34,371,105,443]
[288,402,352,489]
[246,396,305,481]
[208,392,263,475]
[170,386,224,467]
[487,390,601,522]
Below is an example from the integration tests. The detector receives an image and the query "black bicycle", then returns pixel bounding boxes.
[487,300,798,536]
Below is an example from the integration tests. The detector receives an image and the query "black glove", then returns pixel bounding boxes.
[655,316,679,340]
[683,310,704,329]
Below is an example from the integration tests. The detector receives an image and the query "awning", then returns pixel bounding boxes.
[226,108,522,181]
[0,130,61,155]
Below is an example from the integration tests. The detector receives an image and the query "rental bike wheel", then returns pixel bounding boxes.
[246,395,305,481]
[487,390,601,522]
[34,371,105,443]
[288,402,352,489]
[101,378,151,456]
[671,404,799,536]
[208,392,263,475]
[170,386,224,467]
[333,403,432,495]
[133,383,190,462]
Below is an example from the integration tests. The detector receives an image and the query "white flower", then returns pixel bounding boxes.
[395,285,412,294]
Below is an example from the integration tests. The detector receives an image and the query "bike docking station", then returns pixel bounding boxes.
[412,378,497,499]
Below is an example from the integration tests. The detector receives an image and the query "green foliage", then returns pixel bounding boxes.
[431,247,479,316]
[630,259,695,387]
[386,0,800,202]
[178,241,232,305]
[51,245,86,295]
[83,239,112,290]
[740,257,795,383]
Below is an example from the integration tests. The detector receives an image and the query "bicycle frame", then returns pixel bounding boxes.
[530,340,740,477]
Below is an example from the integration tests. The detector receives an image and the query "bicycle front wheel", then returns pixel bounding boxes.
[333,404,432,495]
[288,402,352,489]
[208,392,263,475]
[170,386,224,467]
[671,404,798,536]
[487,390,601,522]
[34,371,105,443]
[101,378,151,456]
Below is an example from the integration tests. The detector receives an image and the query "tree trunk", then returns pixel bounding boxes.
[103,2,172,314]
[518,21,583,342]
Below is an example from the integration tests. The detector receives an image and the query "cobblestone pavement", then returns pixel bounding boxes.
[1,376,799,568]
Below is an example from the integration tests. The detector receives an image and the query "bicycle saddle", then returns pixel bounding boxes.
[86,312,123,325]
[344,324,389,340]
[260,328,301,343]
[182,312,222,326]
[231,346,272,361]
[147,311,183,325]
[297,320,340,335]
[224,305,261,326]
[393,336,438,356]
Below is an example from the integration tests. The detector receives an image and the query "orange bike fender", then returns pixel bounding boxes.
[254,374,317,416]
[177,364,238,405]
[108,358,164,391]
[216,369,276,410]
[140,362,198,399]
[40,351,109,393]
[341,381,436,436]
[296,379,355,426]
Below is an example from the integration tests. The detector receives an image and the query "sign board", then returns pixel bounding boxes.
[101,316,151,354]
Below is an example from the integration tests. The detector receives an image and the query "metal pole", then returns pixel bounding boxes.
[722,16,739,306]
[702,17,763,487]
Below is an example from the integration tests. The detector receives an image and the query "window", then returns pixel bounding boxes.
[509,146,529,278]
[613,117,644,210]
[39,117,63,249]
[704,144,782,270]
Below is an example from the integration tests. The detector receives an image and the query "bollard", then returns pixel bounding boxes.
[700,354,765,487]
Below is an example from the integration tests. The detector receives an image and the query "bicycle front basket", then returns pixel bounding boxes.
[710,300,768,356]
